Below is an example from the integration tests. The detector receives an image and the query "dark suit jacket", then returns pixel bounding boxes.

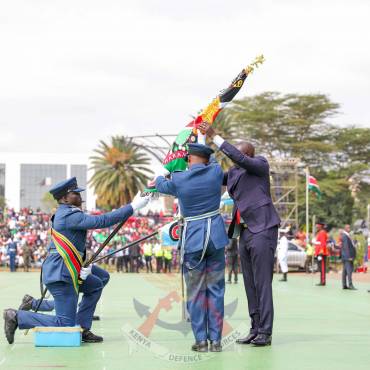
[220,141,280,236]
[341,232,356,261]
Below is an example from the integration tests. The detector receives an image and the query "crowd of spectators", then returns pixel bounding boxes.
[0,207,175,273]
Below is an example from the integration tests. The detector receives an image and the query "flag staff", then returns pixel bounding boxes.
[305,167,310,247]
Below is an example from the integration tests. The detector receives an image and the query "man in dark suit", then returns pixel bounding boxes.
[340,224,357,290]
[200,122,280,346]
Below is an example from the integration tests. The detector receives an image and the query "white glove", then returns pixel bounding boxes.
[131,192,150,212]
[213,135,225,148]
[80,265,92,280]
[154,167,170,179]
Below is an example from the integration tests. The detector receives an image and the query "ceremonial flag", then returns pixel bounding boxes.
[145,55,265,193]
[308,176,322,198]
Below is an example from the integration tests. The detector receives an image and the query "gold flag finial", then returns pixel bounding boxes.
[244,54,265,75]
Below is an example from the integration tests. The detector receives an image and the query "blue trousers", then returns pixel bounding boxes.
[239,226,278,336]
[183,242,225,342]
[9,253,16,272]
[18,266,110,330]
[31,266,110,312]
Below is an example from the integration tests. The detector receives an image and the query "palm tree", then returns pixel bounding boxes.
[90,136,153,209]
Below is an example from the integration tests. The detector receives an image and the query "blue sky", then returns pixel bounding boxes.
[0,0,369,153]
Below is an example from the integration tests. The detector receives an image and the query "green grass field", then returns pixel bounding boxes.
[1,271,370,370]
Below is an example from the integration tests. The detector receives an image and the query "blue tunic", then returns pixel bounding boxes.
[43,204,133,285]
[155,161,229,253]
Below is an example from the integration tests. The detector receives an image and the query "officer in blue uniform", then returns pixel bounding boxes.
[7,237,17,272]
[155,141,229,353]
[3,177,149,344]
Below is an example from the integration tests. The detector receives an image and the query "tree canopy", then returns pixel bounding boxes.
[216,92,369,226]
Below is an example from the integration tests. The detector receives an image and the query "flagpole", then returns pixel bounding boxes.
[305,167,309,248]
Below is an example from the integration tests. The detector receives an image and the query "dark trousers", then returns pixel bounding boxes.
[31,266,110,314]
[130,256,140,273]
[318,255,327,285]
[156,257,163,273]
[227,255,238,282]
[145,256,153,273]
[116,256,124,272]
[164,259,172,273]
[239,226,278,336]
[342,260,354,287]
[9,253,16,272]
[123,256,130,272]
[23,255,31,272]
[18,265,109,330]
[183,242,225,342]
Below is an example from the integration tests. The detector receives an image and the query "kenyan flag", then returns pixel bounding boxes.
[308,176,322,199]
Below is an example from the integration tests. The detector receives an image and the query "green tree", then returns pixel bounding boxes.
[90,136,153,209]
[215,92,370,228]
[333,126,370,168]
[221,92,339,168]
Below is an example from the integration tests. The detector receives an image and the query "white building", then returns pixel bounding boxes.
[0,152,96,211]
[0,152,171,214]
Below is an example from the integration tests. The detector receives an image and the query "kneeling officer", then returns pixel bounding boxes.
[3,177,149,344]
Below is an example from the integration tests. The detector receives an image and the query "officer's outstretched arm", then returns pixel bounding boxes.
[155,176,177,197]
[66,205,133,230]
[220,141,269,177]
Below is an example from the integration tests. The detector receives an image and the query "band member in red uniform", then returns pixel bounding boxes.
[314,221,329,286]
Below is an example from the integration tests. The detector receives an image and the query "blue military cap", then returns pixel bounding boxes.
[49,177,85,200]
[188,143,214,159]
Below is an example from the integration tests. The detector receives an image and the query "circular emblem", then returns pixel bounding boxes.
[169,223,180,241]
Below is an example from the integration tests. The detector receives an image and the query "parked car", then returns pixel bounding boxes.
[287,241,307,270]
[275,241,315,272]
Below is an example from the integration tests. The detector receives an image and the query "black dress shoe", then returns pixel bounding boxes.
[210,340,222,352]
[92,315,100,321]
[316,283,326,286]
[18,294,34,311]
[82,329,103,343]
[191,340,208,352]
[343,286,349,290]
[3,309,18,344]
[236,332,258,344]
[251,334,272,346]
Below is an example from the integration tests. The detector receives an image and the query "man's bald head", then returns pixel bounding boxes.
[237,142,255,157]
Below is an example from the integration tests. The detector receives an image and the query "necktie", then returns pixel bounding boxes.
[236,209,241,225]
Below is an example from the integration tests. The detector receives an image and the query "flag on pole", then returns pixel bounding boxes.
[144,55,265,193]
[308,176,322,198]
